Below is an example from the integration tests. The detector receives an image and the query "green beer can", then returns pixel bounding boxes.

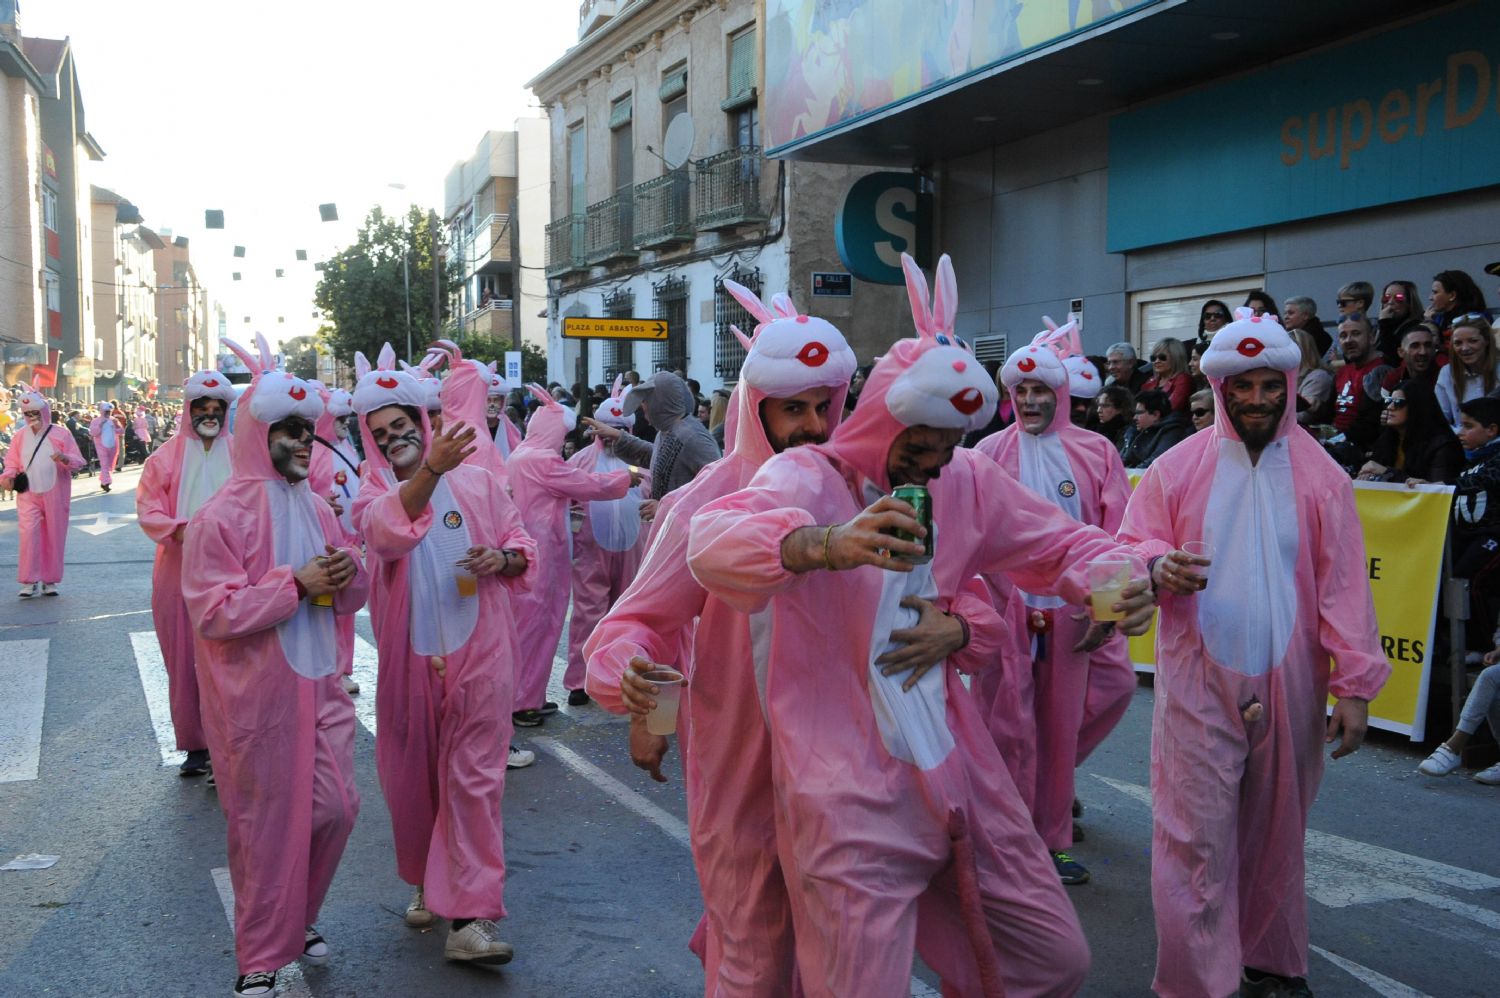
[890,484,933,564]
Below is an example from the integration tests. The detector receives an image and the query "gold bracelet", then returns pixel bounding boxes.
[822,523,837,571]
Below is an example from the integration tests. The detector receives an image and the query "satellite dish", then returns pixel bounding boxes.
[663,114,696,170]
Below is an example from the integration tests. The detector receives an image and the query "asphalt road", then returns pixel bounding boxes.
[1,465,1497,997]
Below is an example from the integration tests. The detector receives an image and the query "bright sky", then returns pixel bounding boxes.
[23,0,578,353]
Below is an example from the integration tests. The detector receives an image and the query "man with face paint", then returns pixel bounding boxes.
[971,327,1138,888]
[348,345,538,964]
[137,370,238,777]
[89,401,122,491]
[1117,308,1389,998]
[2,385,87,597]
[309,388,362,540]
[181,337,367,998]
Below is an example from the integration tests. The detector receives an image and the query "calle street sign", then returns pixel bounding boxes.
[562,316,669,341]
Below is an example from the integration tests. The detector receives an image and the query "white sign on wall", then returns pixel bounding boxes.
[504,351,522,385]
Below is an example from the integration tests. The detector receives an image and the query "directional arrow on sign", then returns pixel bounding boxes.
[74,511,138,536]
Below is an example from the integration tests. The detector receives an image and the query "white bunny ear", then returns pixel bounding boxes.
[488,360,498,373]
[398,360,418,374]
[723,279,776,325]
[1041,315,1060,332]
[930,255,957,335]
[222,337,259,374]
[901,253,934,338]
[354,351,372,381]
[769,293,798,319]
[527,383,557,408]
[611,373,624,397]
[378,342,396,371]
[729,323,754,352]
[254,333,274,371]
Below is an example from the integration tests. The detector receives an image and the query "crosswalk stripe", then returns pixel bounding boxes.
[0,638,48,783]
[129,631,185,767]
[351,636,378,736]
[210,867,315,997]
[1310,945,1435,998]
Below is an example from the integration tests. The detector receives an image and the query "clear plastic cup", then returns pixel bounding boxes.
[1087,557,1134,621]
[455,573,478,598]
[1181,541,1215,586]
[643,668,686,735]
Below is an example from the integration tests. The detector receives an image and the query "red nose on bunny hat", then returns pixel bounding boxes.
[1065,355,1102,399]
[722,279,858,395]
[593,374,635,429]
[183,370,238,404]
[15,383,46,414]
[326,388,355,418]
[351,342,429,415]
[1199,307,1302,380]
[1000,327,1072,393]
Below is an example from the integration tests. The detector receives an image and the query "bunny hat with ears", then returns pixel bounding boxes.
[350,342,433,477]
[517,383,577,454]
[823,253,998,491]
[183,370,238,405]
[1064,355,1103,400]
[1000,317,1076,393]
[1199,306,1302,442]
[718,277,859,465]
[14,382,50,421]
[220,333,327,483]
[399,354,444,413]
[591,374,635,430]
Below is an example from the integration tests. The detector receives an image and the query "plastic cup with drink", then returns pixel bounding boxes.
[1180,540,1214,590]
[1087,554,1145,622]
[642,668,687,735]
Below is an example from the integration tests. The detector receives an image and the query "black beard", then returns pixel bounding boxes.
[1229,411,1280,450]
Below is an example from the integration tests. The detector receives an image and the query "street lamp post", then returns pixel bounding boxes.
[402,248,412,364]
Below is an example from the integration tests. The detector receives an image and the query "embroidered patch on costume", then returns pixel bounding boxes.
[1058,480,1077,498]
[443,510,463,529]
[334,471,347,486]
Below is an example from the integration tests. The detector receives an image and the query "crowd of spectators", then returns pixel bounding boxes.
[0,388,179,500]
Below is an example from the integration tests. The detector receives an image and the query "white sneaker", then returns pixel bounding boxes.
[301,926,329,966]
[40,583,56,596]
[444,918,513,964]
[1418,744,1462,776]
[405,887,434,927]
[17,583,39,599]
[1474,762,1500,785]
[341,674,360,695]
[507,745,536,770]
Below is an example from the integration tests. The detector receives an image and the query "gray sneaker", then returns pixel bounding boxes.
[444,919,514,964]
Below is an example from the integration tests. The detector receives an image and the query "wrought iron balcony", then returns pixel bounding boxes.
[545,215,586,277]
[584,191,637,265]
[695,147,767,231]
[633,170,694,249]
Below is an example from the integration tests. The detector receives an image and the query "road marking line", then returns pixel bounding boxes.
[350,636,378,736]
[129,630,185,767]
[74,511,139,536]
[533,736,690,848]
[0,638,49,783]
[211,867,315,997]
[1310,944,1435,998]
[909,979,941,996]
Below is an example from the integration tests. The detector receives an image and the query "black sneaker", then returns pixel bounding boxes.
[1282,978,1313,998]
[1051,851,1090,886]
[1072,798,1083,818]
[538,701,560,715]
[512,709,544,728]
[567,688,591,707]
[301,926,329,966]
[179,749,211,778]
[1240,967,1308,998]
[234,970,276,997]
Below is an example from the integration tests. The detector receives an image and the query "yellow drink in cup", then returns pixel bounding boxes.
[1087,558,1132,622]
[456,574,478,598]
[643,668,686,735]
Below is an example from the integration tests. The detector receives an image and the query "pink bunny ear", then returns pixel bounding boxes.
[354,351,372,381]
[398,360,419,374]
[254,332,274,371]
[729,323,754,352]
[930,254,957,335]
[769,293,799,319]
[1233,306,1256,322]
[527,383,558,408]
[1040,315,1060,333]
[377,342,396,371]
[611,373,624,397]
[15,380,33,394]
[221,337,259,374]
[723,279,776,326]
[488,360,498,373]
[901,252,934,338]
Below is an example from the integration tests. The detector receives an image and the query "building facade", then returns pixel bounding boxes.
[152,237,208,397]
[761,0,1500,362]
[528,0,909,397]
[89,187,160,400]
[443,121,550,352]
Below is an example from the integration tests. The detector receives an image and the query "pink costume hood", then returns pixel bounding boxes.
[516,384,576,455]
[351,342,432,478]
[1198,305,1302,443]
[221,334,325,483]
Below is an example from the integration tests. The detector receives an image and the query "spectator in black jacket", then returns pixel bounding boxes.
[1452,396,1500,646]
[1092,384,1133,454]
[1357,380,1462,485]
[1121,388,1189,468]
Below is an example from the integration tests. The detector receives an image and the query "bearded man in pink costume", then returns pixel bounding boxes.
[972,321,1137,887]
[1,385,86,598]
[136,369,238,777]
[181,335,367,998]
[89,400,122,491]
[507,385,636,725]
[562,375,652,707]
[348,343,537,965]
[484,362,522,459]
[1116,308,1389,998]
[686,254,1160,998]
[309,386,362,538]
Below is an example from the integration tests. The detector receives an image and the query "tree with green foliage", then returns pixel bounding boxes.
[280,334,319,381]
[313,205,461,366]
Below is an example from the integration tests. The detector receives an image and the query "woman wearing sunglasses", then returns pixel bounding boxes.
[1375,280,1424,363]
[1357,381,1462,485]
[1140,336,1192,413]
[1436,313,1500,432]
[1194,299,1231,346]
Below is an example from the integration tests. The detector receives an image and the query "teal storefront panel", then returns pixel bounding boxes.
[1108,3,1500,252]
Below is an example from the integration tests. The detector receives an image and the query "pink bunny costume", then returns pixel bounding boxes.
[3,384,86,585]
[136,369,237,752]
[433,342,512,486]
[348,343,538,920]
[972,322,1136,854]
[1116,308,1389,997]
[563,374,653,693]
[585,280,861,995]
[88,400,121,487]
[309,385,362,537]
[181,335,367,977]
[508,385,632,712]
[687,254,1138,997]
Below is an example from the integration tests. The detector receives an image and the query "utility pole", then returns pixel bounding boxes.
[402,248,412,363]
[430,210,442,344]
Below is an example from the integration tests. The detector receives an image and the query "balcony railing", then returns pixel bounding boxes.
[584,191,637,265]
[545,215,586,277]
[467,212,511,272]
[633,170,694,249]
[696,146,766,231]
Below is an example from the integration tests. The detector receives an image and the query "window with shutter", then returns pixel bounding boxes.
[722,27,756,111]
[609,95,632,130]
[659,65,688,103]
